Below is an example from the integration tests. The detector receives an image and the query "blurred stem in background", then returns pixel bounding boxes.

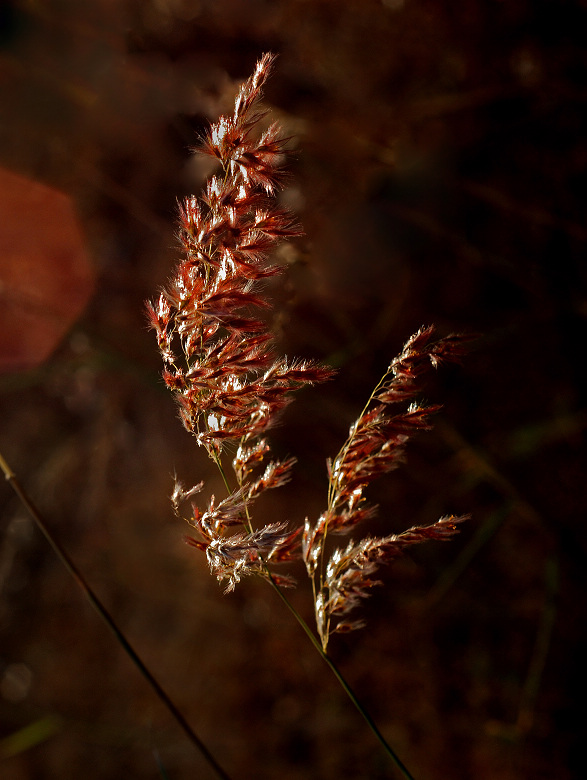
[0,450,234,780]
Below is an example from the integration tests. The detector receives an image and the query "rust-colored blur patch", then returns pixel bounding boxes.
[0,168,94,371]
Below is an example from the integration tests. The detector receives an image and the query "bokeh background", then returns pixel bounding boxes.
[1,1,586,778]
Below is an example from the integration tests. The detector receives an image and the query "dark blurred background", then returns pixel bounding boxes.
[1,1,586,778]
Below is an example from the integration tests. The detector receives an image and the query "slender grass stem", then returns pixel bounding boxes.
[212,450,232,494]
[0,450,234,780]
[210,445,415,779]
[267,580,416,780]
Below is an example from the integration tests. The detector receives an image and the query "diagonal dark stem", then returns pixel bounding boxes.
[212,450,415,779]
[0,451,233,780]
[268,581,416,780]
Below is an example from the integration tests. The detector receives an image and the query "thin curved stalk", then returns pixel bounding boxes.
[268,580,416,780]
[211,448,415,779]
[0,450,234,780]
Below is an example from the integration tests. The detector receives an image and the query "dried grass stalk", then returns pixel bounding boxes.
[149,54,470,652]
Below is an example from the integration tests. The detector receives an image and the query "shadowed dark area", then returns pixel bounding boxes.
[1,1,585,778]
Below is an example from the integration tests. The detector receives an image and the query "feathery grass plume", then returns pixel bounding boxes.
[147,53,334,592]
[149,52,469,639]
[149,52,471,778]
[303,326,471,650]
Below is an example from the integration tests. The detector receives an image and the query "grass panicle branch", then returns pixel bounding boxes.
[304,325,472,650]
[147,52,334,593]
[149,53,470,778]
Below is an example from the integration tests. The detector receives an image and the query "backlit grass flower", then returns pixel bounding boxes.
[149,54,469,649]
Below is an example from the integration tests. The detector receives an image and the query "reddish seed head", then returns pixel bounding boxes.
[149,54,469,646]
